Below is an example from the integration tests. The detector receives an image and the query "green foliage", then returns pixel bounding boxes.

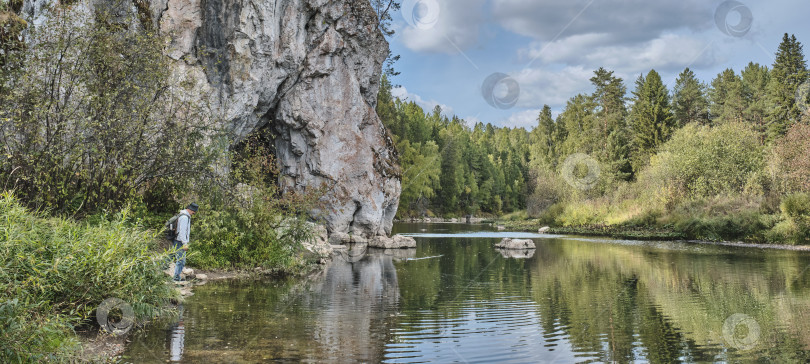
[642,122,765,199]
[0,4,220,215]
[771,122,810,193]
[673,67,709,127]
[766,193,810,244]
[629,69,675,173]
[187,136,315,271]
[377,76,529,217]
[526,168,567,218]
[0,192,175,362]
[398,139,440,217]
[710,68,746,123]
[766,33,808,141]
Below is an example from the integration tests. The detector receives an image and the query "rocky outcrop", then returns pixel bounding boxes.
[495,238,536,250]
[301,224,333,258]
[170,0,400,238]
[20,0,400,238]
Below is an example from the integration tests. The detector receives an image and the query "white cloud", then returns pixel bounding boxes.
[492,0,713,43]
[499,108,542,129]
[522,33,717,74]
[511,66,594,109]
[392,86,455,115]
[398,0,487,53]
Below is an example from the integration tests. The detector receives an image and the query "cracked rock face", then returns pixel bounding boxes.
[23,0,401,237]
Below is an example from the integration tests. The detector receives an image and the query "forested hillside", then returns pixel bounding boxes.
[377,77,531,217]
[380,33,810,243]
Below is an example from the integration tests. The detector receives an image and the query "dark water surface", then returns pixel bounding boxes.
[123,223,810,363]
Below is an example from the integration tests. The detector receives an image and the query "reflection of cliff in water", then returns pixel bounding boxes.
[304,247,402,362]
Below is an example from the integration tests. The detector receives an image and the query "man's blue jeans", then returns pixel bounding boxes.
[172,240,186,280]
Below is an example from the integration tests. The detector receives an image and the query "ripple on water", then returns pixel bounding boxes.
[383,293,598,364]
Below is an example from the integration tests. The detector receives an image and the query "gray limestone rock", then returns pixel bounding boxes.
[369,234,416,249]
[20,0,400,239]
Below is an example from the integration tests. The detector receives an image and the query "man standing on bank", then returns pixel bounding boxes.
[173,203,198,281]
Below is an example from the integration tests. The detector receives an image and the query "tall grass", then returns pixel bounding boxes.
[0,192,176,362]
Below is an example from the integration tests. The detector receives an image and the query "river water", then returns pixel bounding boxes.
[123,223,810,363]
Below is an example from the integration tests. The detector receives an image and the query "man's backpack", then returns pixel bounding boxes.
[163,212,186,241]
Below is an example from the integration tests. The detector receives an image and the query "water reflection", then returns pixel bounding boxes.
[168,305,185,362]
[309,244,401,362]
[124,223,810,363]
[497,248,536,259]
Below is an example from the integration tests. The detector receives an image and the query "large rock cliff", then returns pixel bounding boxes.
[21,0,401,238]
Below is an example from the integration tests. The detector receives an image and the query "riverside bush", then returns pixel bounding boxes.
[184,135,317,272]
[640,122,765,200]
[766,193,810,244]
[0,193,176,362]
[0,3,220,215]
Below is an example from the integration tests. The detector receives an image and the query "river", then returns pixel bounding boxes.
[122,223,810,363]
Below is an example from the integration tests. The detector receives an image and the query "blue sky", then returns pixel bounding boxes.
[385,0,810,130]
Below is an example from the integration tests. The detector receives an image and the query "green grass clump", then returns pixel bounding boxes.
[0,192,176,362]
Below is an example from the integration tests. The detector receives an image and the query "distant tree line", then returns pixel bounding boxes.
[380,33,810,220]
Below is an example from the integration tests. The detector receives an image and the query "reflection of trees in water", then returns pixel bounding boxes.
[525,241,810,363]
[392,237,810,363]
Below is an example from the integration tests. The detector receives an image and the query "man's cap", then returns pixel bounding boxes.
[186,203,199,212]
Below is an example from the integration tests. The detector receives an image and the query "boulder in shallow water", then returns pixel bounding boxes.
[538,226,550,233]
[329,232,369,245]
[495,238,536,250]
[369,234,416,249]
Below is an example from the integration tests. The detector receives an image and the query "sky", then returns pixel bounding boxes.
[385,0,810,130]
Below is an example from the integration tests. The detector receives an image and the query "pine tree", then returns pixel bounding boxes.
[590,68,630,181]
[740,62,770,143]
[672,67,709,127]
[629,70,674,172]
[766,33,808,141]
[710,68,745,124]
[529,105,556,170]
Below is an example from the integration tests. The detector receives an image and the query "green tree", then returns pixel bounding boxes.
[710,68,745,124]
[397,140,441,217]
[0,4,218,214]
[529,105,557,170]
[672,67,709,127]
[629,70,674,172]
[590,67,631,181]
[766,33,808,141]
[740,62,770,142]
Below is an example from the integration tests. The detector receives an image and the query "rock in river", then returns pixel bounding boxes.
[368,234,416,249]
